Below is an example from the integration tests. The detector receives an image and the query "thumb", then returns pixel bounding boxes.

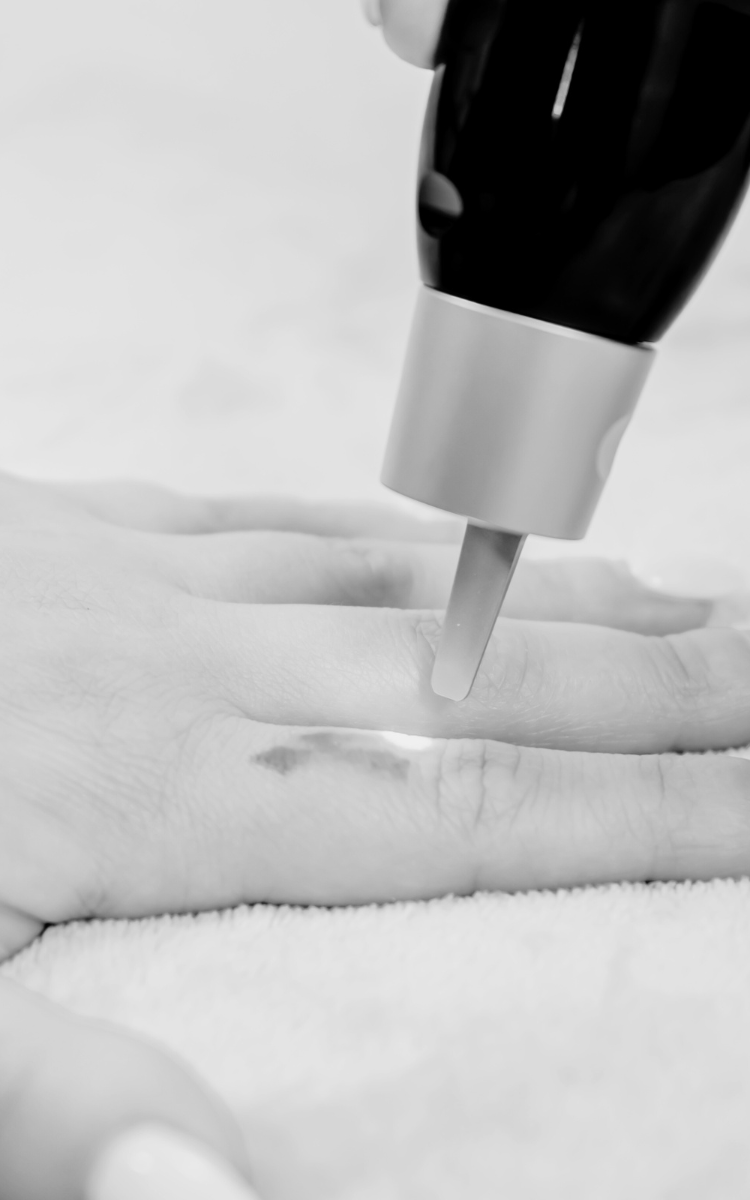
[362,0,450,67]
[0,978,260,1200]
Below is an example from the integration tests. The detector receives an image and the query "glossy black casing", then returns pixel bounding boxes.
[418,0,750,343]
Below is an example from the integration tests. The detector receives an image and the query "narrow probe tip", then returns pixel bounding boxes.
[431,524,526,701]
[431,656,475,703]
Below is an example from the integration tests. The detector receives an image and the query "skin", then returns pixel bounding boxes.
[1,473,748,1198]
[2,470,741,950]
[2,2,748,1195]
[369,0,450,66]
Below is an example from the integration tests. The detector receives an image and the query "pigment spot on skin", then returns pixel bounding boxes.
[255,745,313,776]
[253,731,410,782]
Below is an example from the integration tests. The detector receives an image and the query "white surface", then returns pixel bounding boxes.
[0,0,428,497]
[1,0,749,564]
[8,883,750,1200]
[2,4,750,1198]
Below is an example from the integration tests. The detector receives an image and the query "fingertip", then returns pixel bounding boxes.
[519,558,716,634]
[86,1124,260,1200]
[615,562,716,632]
[379,0,449,67]
[636,594,714,635]
[361,0,382,25]
[630,554,748,601]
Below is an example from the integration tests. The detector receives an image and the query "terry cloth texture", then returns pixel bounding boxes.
[1,2,750,1197]
[6,880,750,1200]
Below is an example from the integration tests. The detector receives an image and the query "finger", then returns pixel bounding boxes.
[196,604,750,753]
[503,558,712,634]
[153,531,458,607]
[361,0,383,23]
[195,722,750,903]
[0,978,258,1200]
[53,480,462,541]
[153,529,709,631]
[373,0,450,67]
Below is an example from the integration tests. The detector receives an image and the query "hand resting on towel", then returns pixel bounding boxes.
[0,469,747,967]
[5,473,747,1199]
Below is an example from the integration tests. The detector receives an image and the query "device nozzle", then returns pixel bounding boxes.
[431,524,526,701]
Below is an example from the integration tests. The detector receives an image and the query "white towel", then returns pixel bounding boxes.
[5,878,750,1199]
[1,3,750,1196]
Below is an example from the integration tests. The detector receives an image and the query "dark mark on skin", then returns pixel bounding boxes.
[253,731,410,782]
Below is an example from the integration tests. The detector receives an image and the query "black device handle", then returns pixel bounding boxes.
[417,0,750,344]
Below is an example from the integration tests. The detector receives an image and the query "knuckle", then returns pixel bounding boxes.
[470,623,542,710]
[412,612,442,657]
[638,751,685,824]
[430,737,493,837]
[410,616,545,715]
[407,613,444,686]
[640,751,750,877]
[596,753,680,880]
[423,738,547,881]
[652,632,715,706]
[656,629,750,709]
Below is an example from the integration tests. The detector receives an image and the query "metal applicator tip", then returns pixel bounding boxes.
[431,524,526,701]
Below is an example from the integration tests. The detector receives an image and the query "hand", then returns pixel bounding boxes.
[0,470,748,969]
[0,473,747,1197]
[0,975,260,1200]
[362,0,450,67]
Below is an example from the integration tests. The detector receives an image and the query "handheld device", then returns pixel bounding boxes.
[381,0,750,698]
